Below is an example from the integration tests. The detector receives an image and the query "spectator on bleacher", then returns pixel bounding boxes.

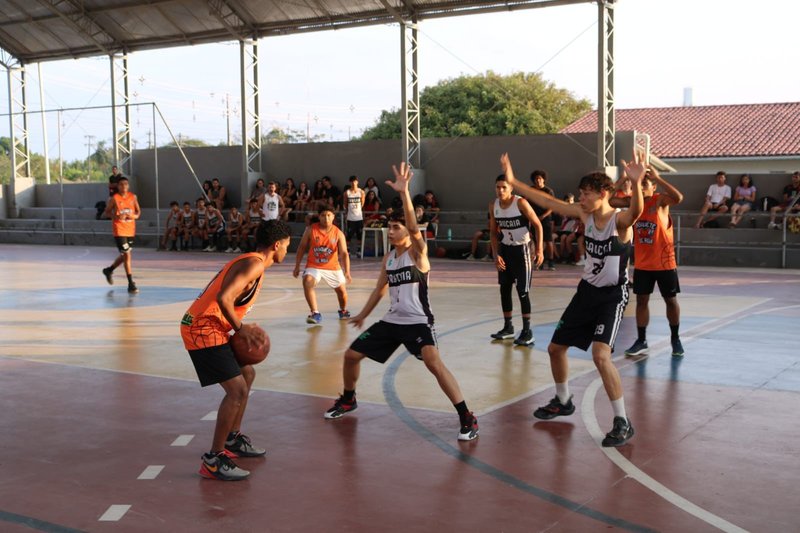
[178,201,194,251]
[385,195,403,219]
[294,181,312,215]
[108,165,124,197]
[161,201,181,251]
[202,180,213,202]
[465,228,493,262]
[281,178,298,210]
[423,190,441,224]
[365,177,382,206]
[363,190,381,221]
[209,178,227,211]
[206,204,226,252]
[556,194,580,263]
[194,197,210,250]
[729,174,757,228]
[225,206,244,253]
[322,176,342,210]
[250,178,267,207]
[530,169,556,270]
[768,171,800,229]
[694,171,731,228]
[344,176,365,250]
[244,198,263,250]
[262,181,288,221]
[311,180,326,211]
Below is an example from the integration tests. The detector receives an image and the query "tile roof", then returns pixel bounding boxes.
[560,102,800,159]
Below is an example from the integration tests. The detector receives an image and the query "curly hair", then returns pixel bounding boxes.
[255,219,292,247]
[578,172,614,193]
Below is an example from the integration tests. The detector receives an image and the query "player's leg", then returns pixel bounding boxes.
[302,272,321,323]
[225,364,266,457]
[659,270,683,357]
[532,341,575,420]
[626,270,654,355]
[512,245,534,346]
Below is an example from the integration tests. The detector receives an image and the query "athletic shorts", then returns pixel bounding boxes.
[497,243,532,293]
[551,279,629,351]
[541,216,553,241]
[349,320,437,363]
[114,236,135,253]
[632,268,680,298]
[188,343,242,387]
[304,267,346,289]
[346,220,363,240]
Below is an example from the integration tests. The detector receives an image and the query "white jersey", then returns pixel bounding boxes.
[494,196,531,246]
[382,249,434,325]
[582,211,631,287]
[196,207,207,228]
[262,192,280,221]
[345,189,363,221]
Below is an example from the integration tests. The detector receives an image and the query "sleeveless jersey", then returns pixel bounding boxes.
[111,192,137,237]
[262,192,280,221]
[383,249,433,325]
[229,212,242,229]
[633,193,677,271]
[248,208,262,225]
[346,189,363,221]
[582,211,631,287]
[306,223,342,270]
[208,210,223,231]
[180,210,194,227]
[196,207,207,228]
[494,196,530,246]
[166,210,179,229]
[180,253,265,350]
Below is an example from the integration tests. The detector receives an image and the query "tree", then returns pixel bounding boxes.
[361,71,591,140]
[160,135,210,149]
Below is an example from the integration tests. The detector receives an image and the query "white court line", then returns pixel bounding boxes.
[170,434,194,446]
[137,465,165,480]
[98,504,131,522]
[201,410,217,421]
[580,380,747,533]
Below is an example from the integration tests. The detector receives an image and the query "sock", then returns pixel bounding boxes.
[611,397,627,420]
[522,316,530,331]
[555,382,570,404]
[504,316,513,329]
[126,274,134,284]
[637,326,646,343]
[670,323,680,340]
[343,389,355,402]
[107,265,116,272]
[454,400,470,421]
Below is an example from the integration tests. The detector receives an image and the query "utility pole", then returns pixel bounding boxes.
[84,134,95,179]
[225,93,231,146]
[146,130,152,149]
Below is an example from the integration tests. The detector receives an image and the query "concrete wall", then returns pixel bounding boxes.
[664,158,800,176]
[35,182,107,209]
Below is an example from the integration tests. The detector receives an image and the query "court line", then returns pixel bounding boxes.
[137,465,165,480]
[0,509,85,533]
[98,505,130,522]
[170,434,194,446]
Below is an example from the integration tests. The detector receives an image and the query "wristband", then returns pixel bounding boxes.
[233,323,242,333]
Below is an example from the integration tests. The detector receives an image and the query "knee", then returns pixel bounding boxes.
[547,343,565,359]
[240,364,255,383]
[344,349,363,365]
[226,382,248,403]
[591,347,612,367]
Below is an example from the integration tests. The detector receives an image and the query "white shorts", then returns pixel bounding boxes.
[304,267,346,289]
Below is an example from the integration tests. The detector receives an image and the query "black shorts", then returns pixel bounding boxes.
[188,344,242,387]
[541,216,553,241]
[497,243,532,293]
[114,236,135,253]
[551,280,629,351]
[349,320,437,363]
[632,268,680,298]
[346,220,363,240]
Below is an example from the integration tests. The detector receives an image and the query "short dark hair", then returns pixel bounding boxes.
[183,201,191,206]
[349,175,358,182]
[255,220,292,248]
[318,205,335,215]
[530,170,547,182]
[322,176,332,184]
[578,172,614,193]
[118,176,128,182]
[169,201,179,207]
[495,174,507,183]
[716,171,727,177]
[389,210,406,226]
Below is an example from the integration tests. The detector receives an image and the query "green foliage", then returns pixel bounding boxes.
[262,126,326,144]
[160,135,210,149]
[361,71,591,140]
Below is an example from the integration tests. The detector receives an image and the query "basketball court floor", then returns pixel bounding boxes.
[1,243,798,532]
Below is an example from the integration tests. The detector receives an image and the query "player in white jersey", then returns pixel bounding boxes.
[489,174,544,346]
[501,151,646,447]
[323,162,479,442]
[344,175,365,249]
[261,181,286,221]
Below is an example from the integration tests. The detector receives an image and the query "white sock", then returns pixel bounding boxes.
[555,382,570,404]
[611,397,627,420]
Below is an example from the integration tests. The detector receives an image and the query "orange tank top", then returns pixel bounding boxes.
[180,253,264,350]
[633,193,677,271]
[306,223,342,270]
[112,193,137,237]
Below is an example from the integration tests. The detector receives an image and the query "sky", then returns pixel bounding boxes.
[1,0,799,162]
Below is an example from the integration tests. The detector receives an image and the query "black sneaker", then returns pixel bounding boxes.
[490,325,514,340]
[225,432,266,457]
[458,412,479,441]
[671,338,684,357]
[513,329,535,346]
[324,395,357,419]
[127,282,139,294]
[625,339,648,356]
[601,416,635,447]
[102,267,113,285]
[198,452,250,481]
[533,395,575,420]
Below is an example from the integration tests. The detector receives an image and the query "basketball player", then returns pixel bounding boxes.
[323,162,479,442]
[194,197,209,251]
[261,181,285,221]
[102,177,141,293]
[206,203,225,252]
[161,201,181,251]
[225,206,244,253]
[180,220,292,481]
[489,174,544,346]
[610,166,685,357]
[293,205,351,323]
[501,151,646,447]
[344,175,365,250]
[178,201,195,250]
[244,198,263,251]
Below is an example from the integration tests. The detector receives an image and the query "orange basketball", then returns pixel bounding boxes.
[435,246,447,258]
[229,327,270,366]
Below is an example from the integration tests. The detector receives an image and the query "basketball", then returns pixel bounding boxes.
[435,246,447,258]
[229,327,270,366]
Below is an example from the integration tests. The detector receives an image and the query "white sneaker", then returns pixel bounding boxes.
[465,254,477,261]
[575,258,586,266]
[203,246,213,252]
[233,247,242,253]
[480,255,493,262]
[225,247,233,253]
[768,222,779,230]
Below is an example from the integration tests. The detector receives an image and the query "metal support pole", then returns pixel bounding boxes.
[240,38,262,182]
[400,20,421,169]
[38,63,51,184]
[7,62,31,218]
[597,0,615,169]
[153,103,160,242]
[110,52,132,175]
[57,109,63,179]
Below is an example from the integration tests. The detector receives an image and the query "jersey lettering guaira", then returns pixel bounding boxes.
[494,196,530,246]
[383,249,433,325]
[582,211,630,287]
[633,194,676,270]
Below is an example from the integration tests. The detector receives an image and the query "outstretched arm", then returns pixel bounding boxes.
[387,162,430,272]
[349,256,390,329]
[616,151,647,229]
[500,153,583,219]
[519,198,544,267]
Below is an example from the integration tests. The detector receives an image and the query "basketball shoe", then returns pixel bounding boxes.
[458,412,479,441]
[102,267,113,285]
[513,329,534,346]
[490,325,514,340]
[533,395,575,420]
[306,312,322,324]
[199,451,250,481]
[601,417,635,447]
[324,395,357,419]
[225,432,266,457]
[625,339,648,356]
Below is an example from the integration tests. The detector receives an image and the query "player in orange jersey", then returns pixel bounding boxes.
[180,220,292,481]
[102,177,141,293]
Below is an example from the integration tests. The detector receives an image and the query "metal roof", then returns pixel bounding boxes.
[0,0,592,65]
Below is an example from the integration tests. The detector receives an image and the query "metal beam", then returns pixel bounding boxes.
[597,0,615,169]
[208,0,256,40]
[6,62,30,217]
[35,0,121,56]
[240,38,261,175]
[110,53,132,175]
[400,20,420,169]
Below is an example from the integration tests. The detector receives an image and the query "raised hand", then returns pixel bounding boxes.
[621,148,647,184]
[500,153,517,184]
[387,162,414,192]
